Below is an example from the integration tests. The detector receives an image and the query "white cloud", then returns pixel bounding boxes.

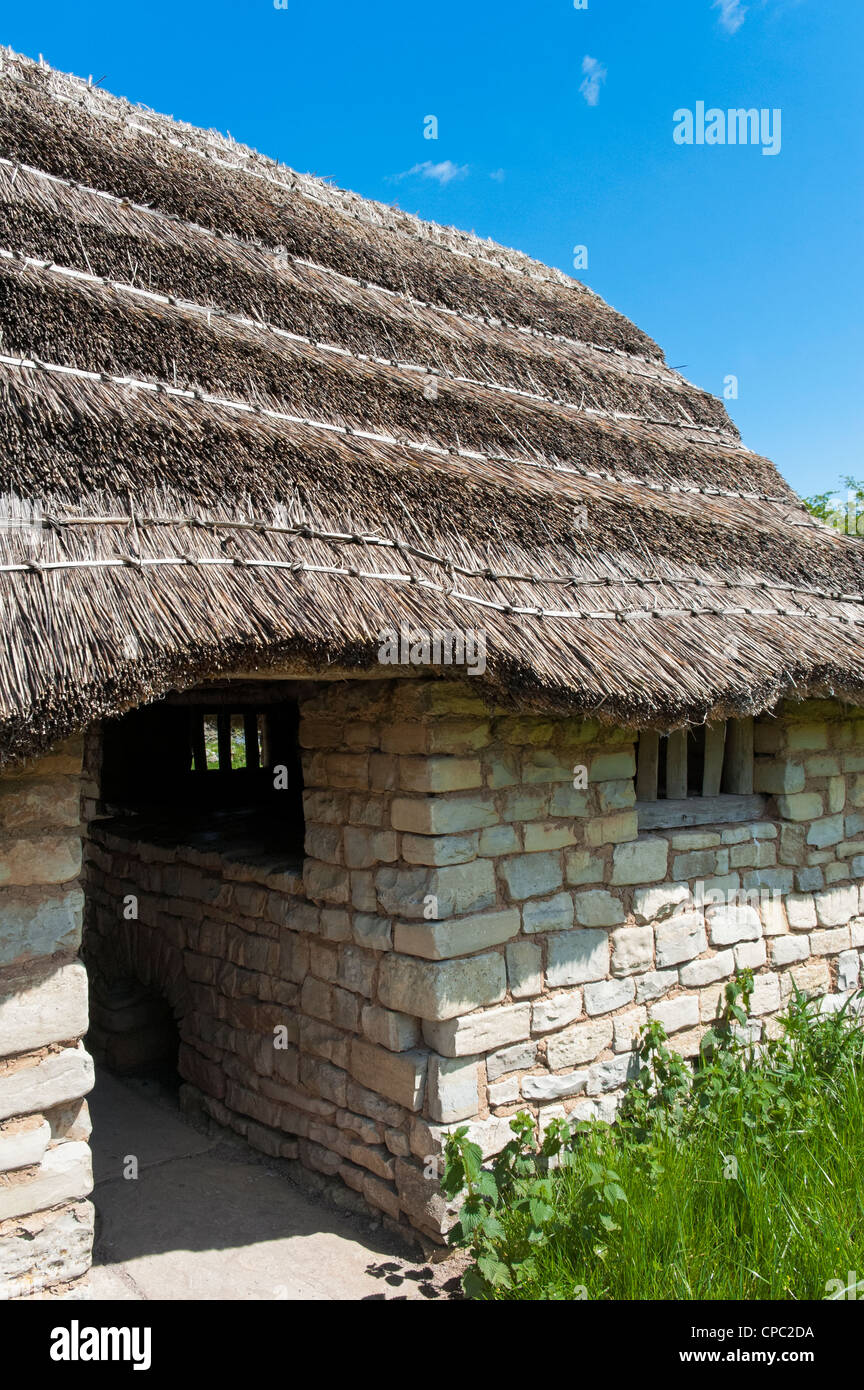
[391,160,469,186]
[579,55,607,107]
[713,0,748,32]
[489,168,506,182]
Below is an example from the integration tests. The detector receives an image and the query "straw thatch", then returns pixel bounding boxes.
[0,48,862,764]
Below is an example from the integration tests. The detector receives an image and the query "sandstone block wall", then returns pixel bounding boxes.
[0,739,94,1299]
[82,684,864,1245]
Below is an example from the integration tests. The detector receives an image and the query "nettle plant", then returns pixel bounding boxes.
[442,972,864,1299]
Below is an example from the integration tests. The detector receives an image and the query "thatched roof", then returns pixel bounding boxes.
[1,48,862,763]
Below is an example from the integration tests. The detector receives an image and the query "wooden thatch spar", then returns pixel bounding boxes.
[0,48,862,765]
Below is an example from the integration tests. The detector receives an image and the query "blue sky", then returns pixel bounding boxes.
[2,0,861,498]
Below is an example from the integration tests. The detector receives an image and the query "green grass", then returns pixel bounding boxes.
[443,977,864,1301]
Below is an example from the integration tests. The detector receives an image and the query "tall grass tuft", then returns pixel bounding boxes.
[442,974,864,1300]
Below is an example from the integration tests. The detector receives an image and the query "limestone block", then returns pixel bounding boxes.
[786,893,817,930]
[376,860,496,919]
[678,947,735,986]
[589,753,636,782]
[587,1054,637,1094]
[0,1140,92,1222]
[0,1199,94,1299]
[546,928,610,986]
[786,724,828,751]
[573,891,625,927]
[809,926,851,956]
[428,720,492,756]
[547,786,590,818]
[564,850,604,886]
[611,837,668,886]
[400,832,478,866]
[523,822,578,852]
[583,977,635,1016]
[0,778,80,833]
[427,1055,481,1122]
[672,850,716,881]
[632,882,691,924]
[598,780,637,812]
[0,887,84,968]
[499,853,562,902]
[610,925,654,975]
[352,913,392,952]
[342,826,398,869]
[586,812,638,846]
[749,973,781,1015]
[486,752,520,789]
[501,788,549,822]
[399,757,483,793]
[706,904,761,946]
[655,912,707,967]
[828,777,847,814]
[531,992,583,1034]
[649,994,700,1034]
[0,834,82,888]
[0,963,89,1056]
[753,761,805,795]
[735,940,767,970]
[378,951,506,1021]
[391,795,498,835]
[361,1004,421,1053]
[0,1045,94,1122]
[770,935,810,966]
[780,958,830,999]
[814,884,858,927]
[394,1157,452,1236]
[302,860,350,905]
[522,892,574,934]
[546,1018,613,1069]
[422,1002,532,1056]
[478,825,520,857]
[613,1007,647,1053]
[488,1077,521,1106]
[807,815,845,849]
[838,950,860,991]
[506,940,543,998]
[486,1040,537,1081]
[776,793,823,822]
[521,751,578,785]
[394,908,519,959]
[0,1117,51,1173]
[348,1039,427,1111]
[522,1070,588,1101]
[304,825,344,865]
[635,969,678,1002]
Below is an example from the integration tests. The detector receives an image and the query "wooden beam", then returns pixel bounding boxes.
[723,717,754,794]
[666,729,688,800]
[703,722,727,797]
[636,793,766,831]
[636,730,660,801]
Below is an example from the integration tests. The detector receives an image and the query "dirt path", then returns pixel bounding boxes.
[83,1072,460,1301]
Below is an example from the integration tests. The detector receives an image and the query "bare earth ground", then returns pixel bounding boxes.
[68,1071,463,1301]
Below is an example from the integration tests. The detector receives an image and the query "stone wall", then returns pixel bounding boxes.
[0,739,93,1299]
[82,684,864,1246]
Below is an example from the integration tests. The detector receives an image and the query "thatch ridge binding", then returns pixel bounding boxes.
[0,243,744,451]
[0,341,786,512]
[0,49,588,292]
[0,154,668,377]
